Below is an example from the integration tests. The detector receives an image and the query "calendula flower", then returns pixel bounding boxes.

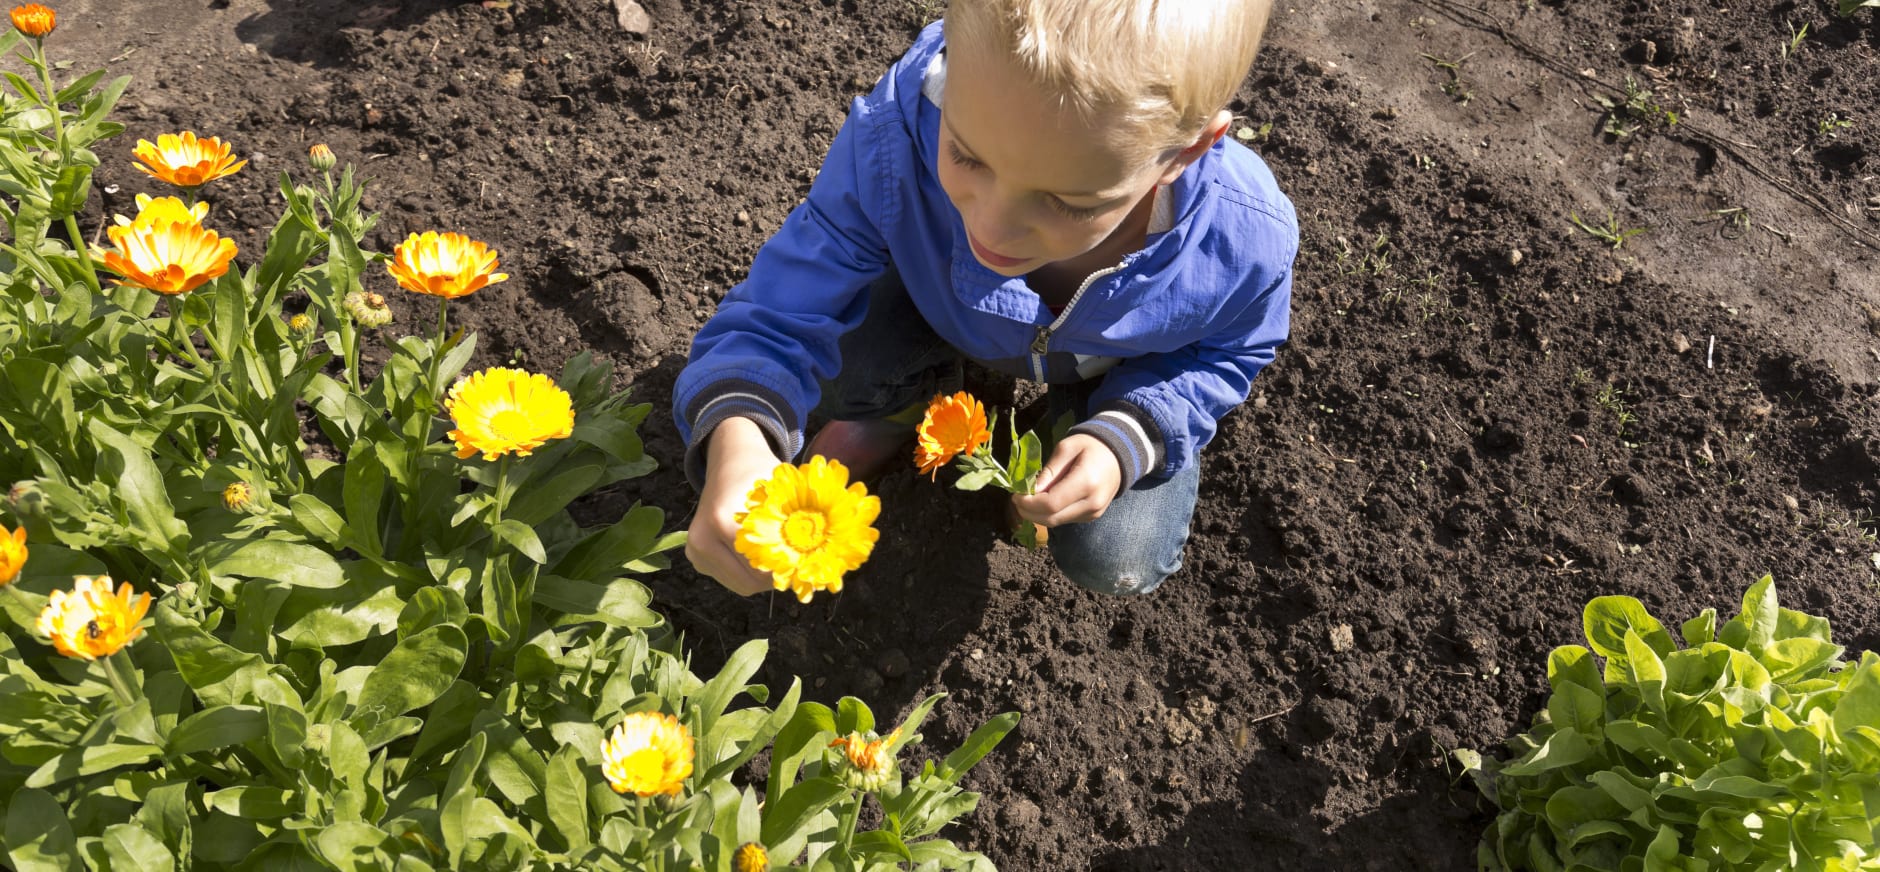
[600,712,694,797]
[914,391,992,478]
[387,231,509,299]
[97,218,238,295]
[287,313,315,334]
[0,522,25,587]
[221,482,253,512]
[734,842,769,872]
[37,576,153,661]
[308,143,336,172]
[342,291,394,328]
[444,367,576,461]
[114,193,208,230]
[9,4,53,39]
[132,131,248,188]
[829,727,902,792]
[734,457,880,603]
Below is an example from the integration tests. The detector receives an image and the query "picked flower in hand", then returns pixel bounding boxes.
[734,457,880,603]
[913,391,1060,547]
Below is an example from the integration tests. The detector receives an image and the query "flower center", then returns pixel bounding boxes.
[488,408,531,441]
[622,747,666,785]
[782,510,828,552]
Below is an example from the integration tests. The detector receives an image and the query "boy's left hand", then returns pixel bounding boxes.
[1011,434,1122,528]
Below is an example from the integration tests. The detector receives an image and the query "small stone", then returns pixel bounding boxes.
[970,648,984,661]
[612,0,651,34]
[1164,710,1201,747]
[1673,332,1692,354]
[1506,249,1523,267]
[734,210,750,226]
[1329,623,1355,653]
[1782,494,1800,511]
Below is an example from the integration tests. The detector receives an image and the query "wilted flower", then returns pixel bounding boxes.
[308,143,336,172]
[221,482,253,512]
[734,457,880,603]
[343,291,393,328]
[734,842,769,872]
[829,727,903,792]
[114,193,208,230]
[9,4,53,39]
[387,231,509,299]
[444,367,575,461]
[914,391,992,478]
[37,576,153,660]
[600,712,694,797]
[132,131,248,188]
[97,218,237,295]
[0,522,25,587]
[287,312,315,334]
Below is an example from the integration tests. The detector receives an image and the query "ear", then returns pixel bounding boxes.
[1155,109,1234,186]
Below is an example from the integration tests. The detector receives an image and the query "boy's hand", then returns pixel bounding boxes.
[1011,434,1122,528]
[686,417,784,597]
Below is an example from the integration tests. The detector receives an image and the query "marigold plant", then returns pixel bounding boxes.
[387,230,509,299]
[131,130,247,188]
[830,726,903,792]
[114,192,207,228]
[444,366,577,461]
[0,522,24,586]
[735,456,881,603]
[915,391,992,477]
[9,3,52,38]
[734,842,769,872]
[36,575,153,660]
[97,217,238,295]
[601,711,695,797]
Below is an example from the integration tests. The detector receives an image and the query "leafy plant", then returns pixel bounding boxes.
[1837,0,1880,16]
[1458,576,1880,871]
[1595,77,1678,139]
[1781,20,1809,63]
[912,392,1070,548]
[1817,113,1855,139]
[1570,211,1647,250]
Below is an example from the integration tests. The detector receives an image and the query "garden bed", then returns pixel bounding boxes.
[56,0,1880,867]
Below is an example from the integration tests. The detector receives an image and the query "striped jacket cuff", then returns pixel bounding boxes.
[1069,402,1165,491]
[683,381,801,488]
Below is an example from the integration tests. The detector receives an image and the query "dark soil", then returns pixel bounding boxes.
[59,0,1880,868]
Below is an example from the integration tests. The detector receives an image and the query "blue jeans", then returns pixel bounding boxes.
[814,272,1200,596]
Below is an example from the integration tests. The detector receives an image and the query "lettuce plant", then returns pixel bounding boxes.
[1460,576,1880,871]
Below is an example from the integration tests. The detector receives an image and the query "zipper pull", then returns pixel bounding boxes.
[1031,326,1051,355]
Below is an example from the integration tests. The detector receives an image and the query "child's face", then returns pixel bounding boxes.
[938,45,1185,277]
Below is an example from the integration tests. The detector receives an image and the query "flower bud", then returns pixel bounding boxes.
[734,843,769,872]
[308,143,336,172]
[222,482,254,512]
[10,4,54,39]
[344,291,393,328]
[6,480,46,518]
[34,149,58,167]
[288,312,315,334]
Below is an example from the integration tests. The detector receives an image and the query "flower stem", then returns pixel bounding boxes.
[836,794,862,859]
[30,42,101,295]
[101,650,138,707]
[426,297,451,408]
[493,455,511,526]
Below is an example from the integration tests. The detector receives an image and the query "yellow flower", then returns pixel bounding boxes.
[734,842,769,872]
[287,313,315,334]
[387,231,509,299]
[829,727,902,791]
[0,523,25,587]
[9,4,53,38]
[114,193,209,229]
[734,457,880,603]
[308,143,336,172]
[914,391,992,478]
[98,218,238,295]
[222,482,253,512]
[37,576,153,661]
[132,131,248,188]
[600,712,694,797]
[444,367,575,461]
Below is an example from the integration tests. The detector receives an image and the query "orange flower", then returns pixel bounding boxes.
[387,231,509,299]
[0,523,25,587]
[914,391,992,477]
[9,4,53,38]
[98,219,238,295]
[829,727,903,791]
[37,576,153,660]
[308,143,335,172]
[132,131,247,188]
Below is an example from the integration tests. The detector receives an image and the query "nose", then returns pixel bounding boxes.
[965,189,1029,250]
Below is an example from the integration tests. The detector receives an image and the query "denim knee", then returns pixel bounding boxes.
[1045,462,1198,596]
[1051,535,1181,596]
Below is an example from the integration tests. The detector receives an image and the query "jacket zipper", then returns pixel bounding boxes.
[1030,264,1123,381]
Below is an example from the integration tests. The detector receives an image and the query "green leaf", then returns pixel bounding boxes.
[341,439,387,558]
[696,639,767,739]
[759,778,847,848]
[1547,645,1603,694]
[205,539,346,589]
[153,605,299,708]
[26,743,161,788]
[350,624,467,731]
[505,464,604,526]
[533,575,658,628]
[166,705,267,757]
[492,519,547,564]
[550,504,665,580]
[954,468,1000,492]
[1498,727,1593,777]
[1680,609,1717,647]
[1719,574,1778,652]
[87,418,188,550]
[1623,629,1668,715]
[1834,663,1880,750]
[767,701,836,808]
[837,696,875,735]
[1547,681,1606,739]
[313,823,397,871]
[288,494,352,549]
[206,787,297,820]
[5,787,78,872]
[1759,637,1843,684]
[938,711,1020,781]
[544,746,591,854]
[100,822,175,872]
[1583,596,1674,663]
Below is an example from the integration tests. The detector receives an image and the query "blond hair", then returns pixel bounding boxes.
[943,0,1273,155]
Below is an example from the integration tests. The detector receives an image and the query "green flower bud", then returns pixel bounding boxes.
[344,291,394,328]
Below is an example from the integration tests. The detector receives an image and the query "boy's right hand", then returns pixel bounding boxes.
[685,416,785,597]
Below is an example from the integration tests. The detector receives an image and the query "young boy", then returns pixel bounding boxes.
[676,0,1294,597]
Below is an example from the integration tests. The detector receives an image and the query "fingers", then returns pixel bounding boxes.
[685,514,776,596]
[1013,435,1122,527]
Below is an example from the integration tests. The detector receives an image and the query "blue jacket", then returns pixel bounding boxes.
[676,22,1296,489]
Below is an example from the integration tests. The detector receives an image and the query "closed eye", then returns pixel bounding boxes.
[1047,197,1102,222]
[946,141,983,170]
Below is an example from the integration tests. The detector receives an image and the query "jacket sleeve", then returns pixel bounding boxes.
[1071,257,1292,489]
[672,91,898,488]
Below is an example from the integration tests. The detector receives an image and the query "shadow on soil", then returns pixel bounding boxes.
[236,0,467,66]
